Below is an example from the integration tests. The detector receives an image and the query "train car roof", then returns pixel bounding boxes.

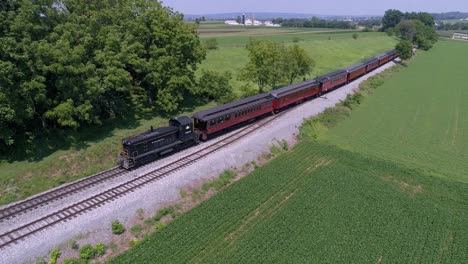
[317,69,347,81]
[345,62,366,73]
[123,126,178,145]
[192,93,273,121]
[270,79,319,98]
[361,57,379,65]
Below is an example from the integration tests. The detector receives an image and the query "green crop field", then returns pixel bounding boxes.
[110,40,468,263]
[0,30,395,205]
[326,40,468,183]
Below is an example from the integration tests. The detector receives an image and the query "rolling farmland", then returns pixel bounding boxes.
[110,40,468,263]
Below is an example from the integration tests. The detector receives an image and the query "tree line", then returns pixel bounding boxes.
[437,22,468,31]
[0,0,206,147]
[272,17,356,29]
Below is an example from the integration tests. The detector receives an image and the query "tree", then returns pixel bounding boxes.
[396,41,413,60]
[239,39,284,93]
[282,45,315,85]
[382,9,404,31]
[0,0,206,148]
[395,20,417,40]
[196,70,234,102]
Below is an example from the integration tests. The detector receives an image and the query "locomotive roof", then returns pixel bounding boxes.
[193,93,273,121]
[270,79,319,98]
[345,62,366,73]
[123,126,178,145]
[317,69,347,81]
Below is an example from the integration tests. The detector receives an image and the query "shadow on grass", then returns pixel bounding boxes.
[1,95,208,163]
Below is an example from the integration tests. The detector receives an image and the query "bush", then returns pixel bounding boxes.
[155,222,166,231]
[48,249,60,264]
[352,33,359,39]
[96,243,106,257]
[63,259,85,264]
[71,240,79,250]
[129,238,139,247]
[131,224,143,238]
[79,244,97,260]
[179,188,187,198]
[204,38,218,50]
[111,220,126,235]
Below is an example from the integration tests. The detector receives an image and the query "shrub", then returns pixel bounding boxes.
[129,238,139,247]
[204,38,218,50]
[292,37,302,43]
[352,33,359,39]
[136,208,144,220]
[131,224,143,238]
[154,207,175,221]
[63,259,85,264]
[179,188,187,198]
[71,240,79,250]
[155,222,166,231]
[48,249,60,264]
[111,220,125,235]
[96,243,106,257]
[79,244,97,260]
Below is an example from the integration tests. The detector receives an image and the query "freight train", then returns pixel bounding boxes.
[119,49,398,169]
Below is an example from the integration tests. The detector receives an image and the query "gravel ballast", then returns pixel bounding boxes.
[0,61,397,263]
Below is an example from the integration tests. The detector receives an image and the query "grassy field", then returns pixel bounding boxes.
[0,30,396,205]
[326,40,468,183]
[110,40,468,263]
[200,32,396,96]
[197,21,355,38]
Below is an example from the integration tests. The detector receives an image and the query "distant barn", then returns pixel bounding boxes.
[453,32,468,40]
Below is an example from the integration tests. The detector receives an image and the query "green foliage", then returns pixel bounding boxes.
[71,240,79,250]
[111,220,125,235]
[210,170,237,191]
[48,249,60,264]
[396,40,414,60]
[382,9,405,31]
[204,38,219,50]
[79,244,97,260]
[282,44,315,85]
[179,188,187,198]
[352,33,359,39]
[155,222,166,231]
[95,242,106,257]
[0,0,205,148]
[239,40,314,91]
[63,259,85,264]
[131,224,143,238]
[239,39,284,93]
[129,238,139,247]
[196,70,235,103]
[154,207,175,221]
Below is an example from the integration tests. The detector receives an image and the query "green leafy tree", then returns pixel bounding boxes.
[396,41,413,60]
[239,39,285,93]
[395,20,417,40]
[196,70,234,102]
[382,9,404,31]
[282,45,315,85]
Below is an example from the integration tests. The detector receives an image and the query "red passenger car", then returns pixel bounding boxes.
[345,62,367,82]
[318,70,348,92]
[192,93,274,140]
[270,79,321,110]
[363,57,379,72]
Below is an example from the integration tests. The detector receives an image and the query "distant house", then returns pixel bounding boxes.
[225,20,240,25]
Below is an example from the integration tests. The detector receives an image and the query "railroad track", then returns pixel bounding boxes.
[0,111,286,249]
[0,167,127,222]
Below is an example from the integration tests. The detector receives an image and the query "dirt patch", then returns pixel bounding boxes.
[381,175,424,195]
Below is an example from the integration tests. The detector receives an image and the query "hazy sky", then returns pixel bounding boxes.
[161,0,468,16]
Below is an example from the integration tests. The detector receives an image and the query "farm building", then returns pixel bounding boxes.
[453,32,468,40]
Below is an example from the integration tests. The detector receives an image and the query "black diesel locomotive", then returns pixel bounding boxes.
[119,117,196,169]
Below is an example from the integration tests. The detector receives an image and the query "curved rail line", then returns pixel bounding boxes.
[0,167,127,222]
[0,110,288,249]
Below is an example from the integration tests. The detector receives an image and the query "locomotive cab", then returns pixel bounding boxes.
[169,116,195,142]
